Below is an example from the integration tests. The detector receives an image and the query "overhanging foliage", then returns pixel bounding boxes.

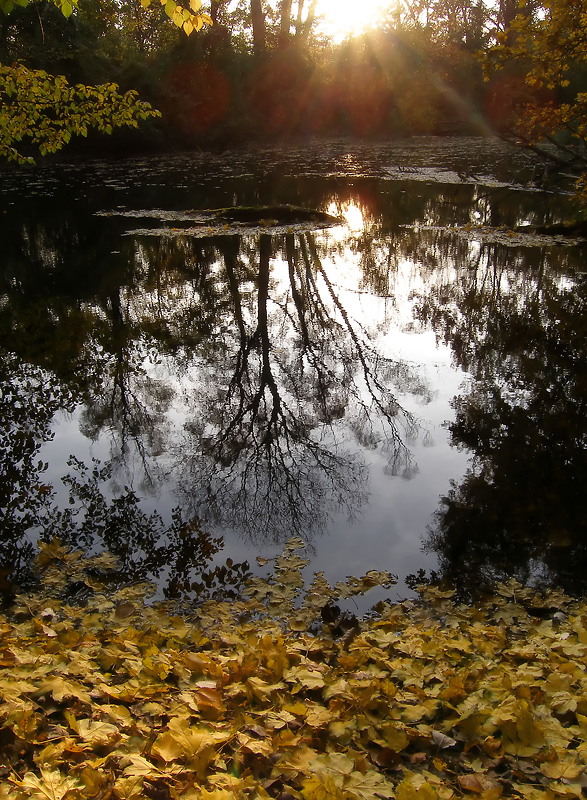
[485,0,587,207]
[0,0,211,162]
[0,64,160,163]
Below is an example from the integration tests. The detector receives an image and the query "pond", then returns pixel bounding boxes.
[1,136,586,604]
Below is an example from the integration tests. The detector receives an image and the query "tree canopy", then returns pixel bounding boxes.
[2,0,587,201]
[0,0,587,169]
[485,0,587,207]
[0,0,211,162]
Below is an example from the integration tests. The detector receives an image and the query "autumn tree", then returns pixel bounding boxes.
[485,0,587,206]
[410,211,587,596]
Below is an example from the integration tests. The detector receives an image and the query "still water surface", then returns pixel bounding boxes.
[1,137,586,602]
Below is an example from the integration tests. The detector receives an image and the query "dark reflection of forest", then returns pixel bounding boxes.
[1,163,586,599]
[0,181,429,595]
[411,239,587,598]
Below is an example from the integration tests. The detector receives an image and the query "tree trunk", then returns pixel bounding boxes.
[279,0,293,46]
[498,0,517,31]
[250,0,266,56]
[296,0,318,40]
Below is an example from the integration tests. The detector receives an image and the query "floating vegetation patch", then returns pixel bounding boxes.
[98,205,343,236]
[412,224,587,247]
[123,223,338,237]
[382,167,520,189]
[97,209,209,222]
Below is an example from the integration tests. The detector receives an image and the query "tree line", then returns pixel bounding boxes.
[1,0,586,189]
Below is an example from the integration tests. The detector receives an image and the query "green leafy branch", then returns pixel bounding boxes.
[0,0,212,34]
[0,0,211,163]
[0,64,161,163]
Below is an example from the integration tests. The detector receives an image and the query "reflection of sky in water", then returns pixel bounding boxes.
[200,322,467,604]
[39,215,470,598]
[232,261,468,597]
[4,136,585,600]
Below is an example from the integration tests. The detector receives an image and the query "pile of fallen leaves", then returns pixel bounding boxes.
[1,538,587,800]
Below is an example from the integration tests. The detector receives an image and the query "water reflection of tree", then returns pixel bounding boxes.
[0,185,442,558]
[0,215,221,486]
[176,231,423,544]
[0,221,254,599]
[412,242,587,597]
[0,351,77,593]
[339,179,579,300]
[0,349,250,601]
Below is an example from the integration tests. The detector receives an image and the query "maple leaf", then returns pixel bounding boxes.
[152,717,230,777]
[236,731,274,756]
[259,709,297,729]
[283,665,325,690]
[347,771,396,800]
[380,723,409,751]
[306,752,354,785]
[113,776,144,799]
[539,756,585,781]
[193,684,226,720]
[120,754,166,779]
[304,703,332,728]
[334,570,396,598]
[77,766,110,796]
[13,769,80,800]
[37,676,92,704]
[396,774,439,800]
[76,718,121,746]
[98,703,134,728]
[303,754,396,800]
[34,538,71,569]
[247,676,287,700]
[457,775,486,794]
[275,745,320,779]
[301,773,348,800]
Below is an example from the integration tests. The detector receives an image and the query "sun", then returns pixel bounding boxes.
[315,0,386,42]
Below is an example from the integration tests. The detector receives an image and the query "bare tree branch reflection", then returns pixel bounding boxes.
[305,235,421,477]
[78,288,175,488]
[176,230,422,544]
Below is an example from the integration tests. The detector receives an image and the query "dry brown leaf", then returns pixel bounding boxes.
[14,769,80,800]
